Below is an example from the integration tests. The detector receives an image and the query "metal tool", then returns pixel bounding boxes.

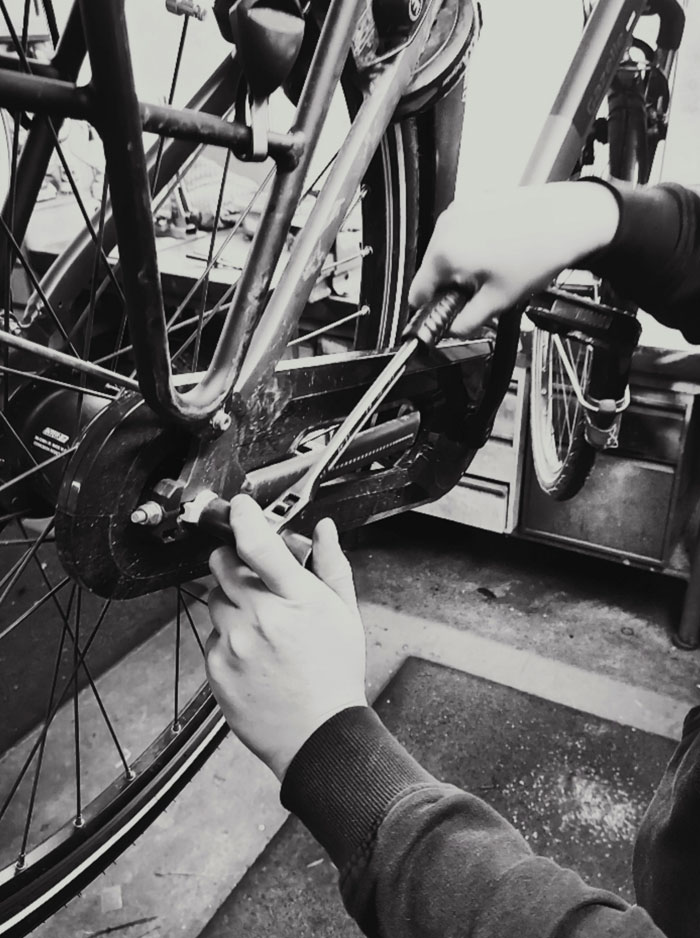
[181,284,476,557]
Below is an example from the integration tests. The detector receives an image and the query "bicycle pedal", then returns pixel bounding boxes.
[527,293,641,354]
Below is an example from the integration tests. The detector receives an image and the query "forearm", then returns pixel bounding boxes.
[281,707,664,938]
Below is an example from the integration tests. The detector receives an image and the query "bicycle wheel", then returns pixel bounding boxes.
[529,327,596,498]
[528,82,648,501]
[0,6,436,933]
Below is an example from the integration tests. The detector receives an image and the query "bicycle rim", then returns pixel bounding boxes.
[529,329,595,497]
[529,74,648,501]
[0,5,422,932]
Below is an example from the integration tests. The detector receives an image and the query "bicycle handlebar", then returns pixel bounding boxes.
[644,0,685,51]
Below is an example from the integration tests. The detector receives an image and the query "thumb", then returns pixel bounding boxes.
[311,518,357,609]
[408,257,443,310]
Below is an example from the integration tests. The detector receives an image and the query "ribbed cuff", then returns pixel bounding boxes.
[577,177,684,279]
[280,706,436,870]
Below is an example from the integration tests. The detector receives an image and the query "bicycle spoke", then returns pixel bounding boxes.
[158,166,276,340]
[0,441,77,498]
[151,16,190,195]
[180,586,208,607]
[42,0,59,46]
[193,150,233,370]
[0,364,118,401]
[560,342,573,444]
[14,601,70,867]
[0,0,26,407]
[0,510,24,525]
[180,594,206,657]
[0,2,125,306]
[73,590,83,826]
[0,516,55,603]
[0,536,55,546]
[15,596,131,794]
[174,590,182,732]
[0,327,140,390]
[0,575,69,642]
[288,304,370,348]
[67,173,110,355]
[0,216,82,359]
[0,584,76,831]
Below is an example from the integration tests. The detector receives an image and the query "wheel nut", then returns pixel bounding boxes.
[211,409,232,433]
[165,0,207,20]
[130,501,164,526]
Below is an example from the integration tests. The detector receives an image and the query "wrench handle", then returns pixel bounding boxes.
[401,281,478,347]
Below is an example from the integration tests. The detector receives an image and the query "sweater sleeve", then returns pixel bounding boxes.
[281,706,665,938]
[579,179,700,343]
[633,705,700,938]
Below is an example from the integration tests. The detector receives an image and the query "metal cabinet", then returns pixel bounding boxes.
[415,367,528,534]
[519,379,700,574]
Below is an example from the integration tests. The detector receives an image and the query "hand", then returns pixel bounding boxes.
[205,495,367,781]
[408,181,620,337]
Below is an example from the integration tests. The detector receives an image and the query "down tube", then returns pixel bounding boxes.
[522,0,645,185]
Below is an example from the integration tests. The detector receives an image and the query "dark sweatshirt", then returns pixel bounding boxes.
[282,181,700,938]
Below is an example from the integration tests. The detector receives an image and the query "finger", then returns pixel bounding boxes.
[408,253,446,310]
[209,550,261,611]
[449,283,504,338]
[207,585,252,659]
[311,518,357,608]
[228,494,310,597]
[281,530,313,566]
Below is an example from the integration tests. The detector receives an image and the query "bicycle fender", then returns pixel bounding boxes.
[394,0,480,119]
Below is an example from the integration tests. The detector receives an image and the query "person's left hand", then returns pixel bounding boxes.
[205,494,368,781]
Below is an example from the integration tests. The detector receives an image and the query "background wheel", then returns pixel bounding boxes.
[528,75,649,501]
[0,5,439,932]
[529,328,596,499]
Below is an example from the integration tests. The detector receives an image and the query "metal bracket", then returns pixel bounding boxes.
[165,0,207,21]
[551,333,631,416]
[234,83,270,160]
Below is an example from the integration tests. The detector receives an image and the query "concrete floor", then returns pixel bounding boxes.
[31,511,700,938]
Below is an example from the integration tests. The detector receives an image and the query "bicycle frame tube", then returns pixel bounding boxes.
[76,0,410,425]
[522,0,647,184]
[233,0,446,399]
[177,0,447,417]
[0,0,449,426]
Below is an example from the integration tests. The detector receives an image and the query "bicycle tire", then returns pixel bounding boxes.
[528,86,648,501]
[0,11,436,935]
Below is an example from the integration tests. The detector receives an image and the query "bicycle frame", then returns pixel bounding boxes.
[0,0,685,435]
[0,0,451,427]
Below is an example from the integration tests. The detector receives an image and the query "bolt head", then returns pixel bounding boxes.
[211,410,232,432]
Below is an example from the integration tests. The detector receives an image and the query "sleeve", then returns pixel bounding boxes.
[280,706,666,938]
[633,704,700,938]
[579,178,700,343]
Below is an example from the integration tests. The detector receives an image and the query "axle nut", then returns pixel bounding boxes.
[130,501,165,526]
[211,409,232,433]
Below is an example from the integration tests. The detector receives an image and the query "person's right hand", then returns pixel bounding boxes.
[408,181,620,337]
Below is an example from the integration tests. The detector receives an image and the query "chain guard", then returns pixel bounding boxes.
[56,339,493,599]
